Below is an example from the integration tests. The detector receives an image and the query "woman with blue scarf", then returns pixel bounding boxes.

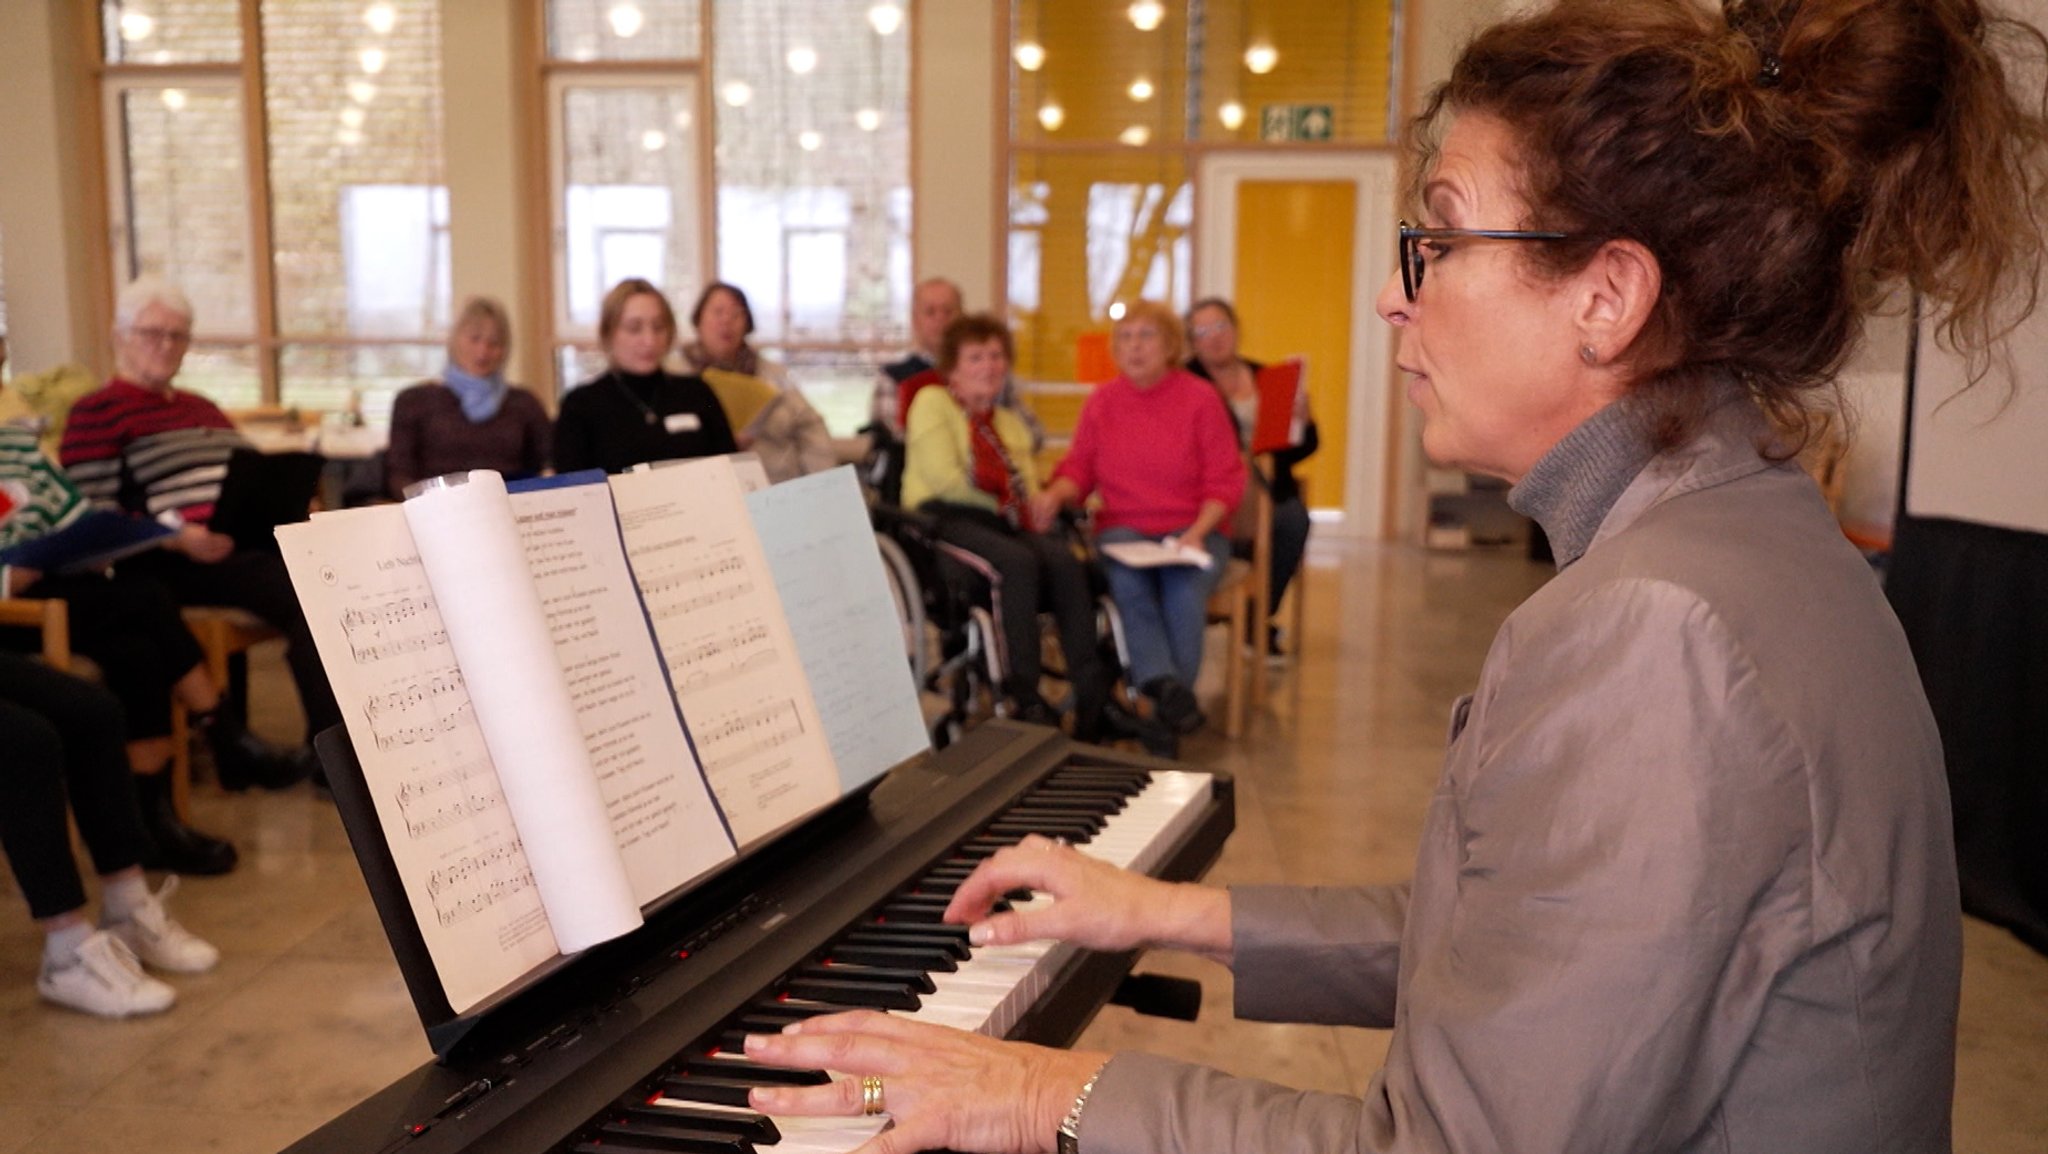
[385,297,551,497]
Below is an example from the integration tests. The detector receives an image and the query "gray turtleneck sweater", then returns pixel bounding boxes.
[1084,389,1959,1154]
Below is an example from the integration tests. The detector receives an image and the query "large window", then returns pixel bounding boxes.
[1007,0,1398,383]
[544,0,910,433]
[100,0,448,420]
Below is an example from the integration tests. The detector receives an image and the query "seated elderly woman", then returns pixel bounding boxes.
[553,278,737,474]
[679,281,836,483]
[1184,296,1318,657]
[384,296,550,496]
[740,0,2040,1149]
[2,654,220,1017]
[903,313,1154,750]
[1030,300,1245,735]
[58,275,340,784]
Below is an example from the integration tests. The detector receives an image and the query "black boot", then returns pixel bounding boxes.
[197,707,312,791]
[1141,676,1206,735]
[134,772,239,876]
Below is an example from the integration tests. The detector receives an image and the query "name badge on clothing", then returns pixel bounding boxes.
[664,412,702,435]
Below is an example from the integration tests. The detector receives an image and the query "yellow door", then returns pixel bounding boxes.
[1231,180,1356,510]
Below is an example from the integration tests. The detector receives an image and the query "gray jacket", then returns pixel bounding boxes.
[1083,396,1960,1154]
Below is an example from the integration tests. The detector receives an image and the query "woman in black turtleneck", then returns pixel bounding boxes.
[553,277,736,474]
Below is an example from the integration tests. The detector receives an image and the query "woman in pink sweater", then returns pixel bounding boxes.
[1032,300,1245,733]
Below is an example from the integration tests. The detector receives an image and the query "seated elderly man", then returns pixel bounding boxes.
[59,276,339,779]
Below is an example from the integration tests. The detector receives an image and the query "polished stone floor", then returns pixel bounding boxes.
[2,539,2043,1153]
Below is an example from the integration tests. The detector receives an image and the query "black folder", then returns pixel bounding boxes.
[208,448,326,550]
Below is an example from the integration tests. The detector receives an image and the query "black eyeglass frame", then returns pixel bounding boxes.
[1397,220,1578,302]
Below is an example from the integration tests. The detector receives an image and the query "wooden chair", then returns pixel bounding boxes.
[1205,455,1275,737]
[181,606,283,729]
[2,595,194,819]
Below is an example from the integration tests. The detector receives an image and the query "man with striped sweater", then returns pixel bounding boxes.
[59,277,337,782]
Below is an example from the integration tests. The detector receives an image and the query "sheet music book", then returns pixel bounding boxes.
[276,471,735,1014]
[607,459,844,848]
[1250,359,1307,454]
[745,466,929,794]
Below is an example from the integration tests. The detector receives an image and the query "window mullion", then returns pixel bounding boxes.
[239,0,281,406]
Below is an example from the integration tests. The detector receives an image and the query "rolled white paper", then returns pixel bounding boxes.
[401,470,642,952]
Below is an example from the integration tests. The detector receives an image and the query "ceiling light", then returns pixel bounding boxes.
[1108,302,1127,320]
[337,127,364,148]
[641,129,666,151]
[867,3,904,36]
[673,109,693,130]
[607,3,644,38]
[363,3,397,35]
[359,46,387,74]
[339,106,366,129]
[798,130,822,151]
[1119,125,1150,146]
[159,88,187,111]
[1127,1,1164,31]
[1014,42,1045,72]
[1037,103,1064,131]
[786,46,818,75]
[855,108,883,132]
[722,81,754,107]
[1128,78,1154,101]
[348,80,378,104]
[119,11,155,41]
[1219,101,1246,130]
[1245,44,1278,74]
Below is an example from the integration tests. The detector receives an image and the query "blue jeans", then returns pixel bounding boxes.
[1098,526,1230,689]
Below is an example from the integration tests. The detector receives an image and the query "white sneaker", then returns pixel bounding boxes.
[37,930,176,1018]
[105,876,221,974]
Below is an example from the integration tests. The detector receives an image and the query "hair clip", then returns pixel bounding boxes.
[1756,51,1783,88]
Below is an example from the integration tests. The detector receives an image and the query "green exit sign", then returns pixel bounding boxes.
[1259,104,1334,142]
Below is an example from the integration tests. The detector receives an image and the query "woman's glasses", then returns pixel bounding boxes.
[1398,220,1576,302]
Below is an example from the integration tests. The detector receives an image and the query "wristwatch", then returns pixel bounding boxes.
[1055,1065,1107,1154]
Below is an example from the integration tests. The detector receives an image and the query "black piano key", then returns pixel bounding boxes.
[745,999,841,1020]
[678,1055,832,1085]
[1011,800,1116,819]
[657,1076,767,1109]
[595,1119,755,1153]
[1002,808,1106,831]
[1030,787,1131,805]
[841,928,971,958]
[886,892,954,908]
[792,962,936,994]
[624,1104,780,1144]
[825,943,958,972]
[906,877,962,897]
[963,834,1028,850]
[781,976,923,1011]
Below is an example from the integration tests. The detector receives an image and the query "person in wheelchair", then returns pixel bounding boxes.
[902,314,1144,748]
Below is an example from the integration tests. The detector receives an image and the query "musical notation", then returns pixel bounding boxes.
[433,865,538,928]
[666,620,776,690]
[340,595,433,630]
[698,698,807,776]
[398,786,505,841]
[391,758,493,808]
[426,837,527,899]
[369,700,476,752]
[363,666,468,723]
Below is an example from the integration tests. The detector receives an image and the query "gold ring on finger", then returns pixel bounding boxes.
[860,1074,886,1116]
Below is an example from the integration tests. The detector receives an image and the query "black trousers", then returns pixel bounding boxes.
[20,571,206,740]
[928,509,1109,726]
[0,655,151,919]
[119,547,342,739]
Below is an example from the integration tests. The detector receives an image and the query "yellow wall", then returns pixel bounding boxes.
[1234,180,1354,509]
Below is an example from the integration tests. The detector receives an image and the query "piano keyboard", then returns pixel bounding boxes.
[615,767,1217,1154]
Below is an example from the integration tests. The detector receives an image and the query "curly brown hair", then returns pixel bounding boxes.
[1413,0,2048,449]
[937,313,1015,374]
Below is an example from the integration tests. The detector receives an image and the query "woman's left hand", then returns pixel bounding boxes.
[743,1010,1108,1154]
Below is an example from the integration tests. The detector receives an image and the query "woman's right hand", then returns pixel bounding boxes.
[1027,490,1064,532]
[171,523,236,564]
[944,835,1233,963]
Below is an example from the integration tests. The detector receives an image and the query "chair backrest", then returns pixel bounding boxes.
[0,596,72,671]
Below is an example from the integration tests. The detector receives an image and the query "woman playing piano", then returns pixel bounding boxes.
[741,0,2047,1151]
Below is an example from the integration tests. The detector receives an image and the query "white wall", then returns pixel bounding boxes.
[912,1,1000,312]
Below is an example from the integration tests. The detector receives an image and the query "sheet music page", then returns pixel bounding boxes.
[277,508,559,1014]
[403,475,642,953]
[745,466,929,791]
[607,459,840,846]
[505,476,736,904]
